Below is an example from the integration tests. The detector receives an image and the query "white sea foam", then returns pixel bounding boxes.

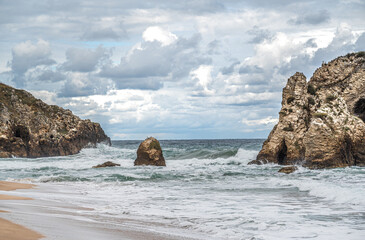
[1,140,364,240]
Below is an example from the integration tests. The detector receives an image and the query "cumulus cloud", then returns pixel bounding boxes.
[354,32,365,51]
[58,73,114,98]
[35,69,66,82]
[101,29,211,90]
[142,26,178,46]
[62,45,111,72]
[190,65,215,94]
[8,39,56,86]
[312,23,357,64]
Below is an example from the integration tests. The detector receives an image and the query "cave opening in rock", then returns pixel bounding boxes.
[13,125,30,142]
[354,98,365,122]
[278,141,287,165]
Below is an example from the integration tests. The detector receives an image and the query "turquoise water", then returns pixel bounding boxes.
[1,139,364,239]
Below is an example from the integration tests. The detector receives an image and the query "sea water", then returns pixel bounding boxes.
[0,139,364,239]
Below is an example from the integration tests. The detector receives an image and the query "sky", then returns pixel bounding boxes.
[0,0,364,140]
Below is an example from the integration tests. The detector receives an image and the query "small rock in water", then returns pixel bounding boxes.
[134,137,166,166]
[278,166,298,174]
[92,161,120,168]
[248,159,268,165]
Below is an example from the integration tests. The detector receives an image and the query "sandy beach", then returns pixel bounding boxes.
[0,181,44,240]
[0,180,205,240]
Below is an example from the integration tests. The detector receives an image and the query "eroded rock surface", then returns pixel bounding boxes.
[134,137,166,166]
[252,52,365,169]
[0,83,111,158]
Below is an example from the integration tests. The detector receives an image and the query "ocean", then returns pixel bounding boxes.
[1,139,364,240]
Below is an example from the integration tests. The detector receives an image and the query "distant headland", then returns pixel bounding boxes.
[0,83,110,158]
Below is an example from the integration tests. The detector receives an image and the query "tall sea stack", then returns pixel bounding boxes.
[0,83,111,158]
[250,52,365,169]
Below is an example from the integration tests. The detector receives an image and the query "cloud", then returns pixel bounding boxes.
[0,0,364,139]
[34,69,66,82]
[242,116,278,126]
[142,26,177,46]
[354,32,365,51]
[206,40,221,54]
[8,39,55,86]
[289,10,330,25]
[247,26,273,43]
[190,65,215,94]
[100,29,211,90]
[312,23,357,64]
[62,45,110,72]
[81,27,125,41]
[220,61,240,75]
[58,73,114,97]
[239,65,264,74]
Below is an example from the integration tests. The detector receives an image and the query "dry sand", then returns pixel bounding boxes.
[0,181,43,240]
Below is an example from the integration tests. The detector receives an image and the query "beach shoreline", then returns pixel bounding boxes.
[0,181,44,240]
[0,181,208,240]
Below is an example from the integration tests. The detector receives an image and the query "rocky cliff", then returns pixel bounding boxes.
[0,83,111,158]
[251,52,365,169]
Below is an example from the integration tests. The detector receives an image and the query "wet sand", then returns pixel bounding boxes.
[0,181,36,191]
[0,218,44,240]
[0,194,33,200]
[0,181,44,240]
[0,181,205,240]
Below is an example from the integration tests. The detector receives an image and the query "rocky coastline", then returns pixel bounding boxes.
[0,83,110,158]
[250,52,365,169]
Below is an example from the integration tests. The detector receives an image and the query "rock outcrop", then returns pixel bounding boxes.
[92,161,120,168]
[251,52,365,169]
[134,137,166,166]
[0,83,111,158]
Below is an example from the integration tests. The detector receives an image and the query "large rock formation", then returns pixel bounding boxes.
[134,137,166,166]
[0,83,111,158]
[251,52,365,169]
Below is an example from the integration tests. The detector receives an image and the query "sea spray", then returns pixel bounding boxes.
[1,139,364,240]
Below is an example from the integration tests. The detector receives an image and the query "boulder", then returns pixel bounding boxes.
[134,137,166,166]
[251,52,365,169]
[0,83,111,158]
[278,166,298,174]
[92,161,120,168]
